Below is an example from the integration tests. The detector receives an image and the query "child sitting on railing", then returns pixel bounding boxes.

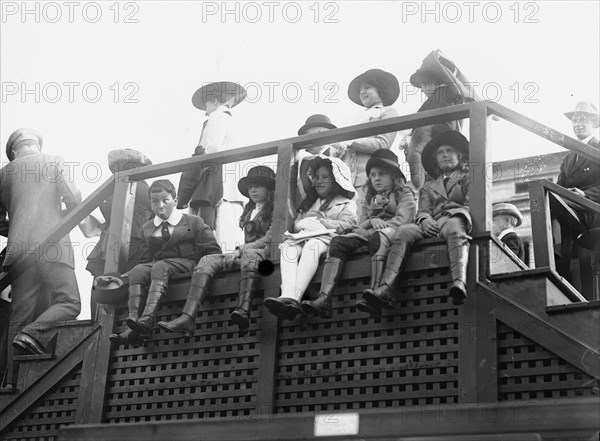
[301,150,416,318]
[355,130,472,313]
[263,157,357,320]
[157,166,276,334]
[107,179,221,345]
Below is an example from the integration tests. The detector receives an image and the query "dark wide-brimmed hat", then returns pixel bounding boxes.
[192,82,247,111]
[238,166,276,198]
[108,149,152,173]
[298,114,337,135]
[421,130,469,177]
[348,69,400,107]
[564,101,600,128]
[493,203,523,227]
[6,128,43,161]
[365,149,406,182]
[91,272,129,305]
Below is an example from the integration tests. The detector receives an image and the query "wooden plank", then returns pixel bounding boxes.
[487,101,600,164]
[269,143,294,262]
[255,287,280,417]
[528,181,554,269]
[58,397,600,441]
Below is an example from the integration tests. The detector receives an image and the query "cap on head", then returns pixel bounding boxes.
[6,128,43,160]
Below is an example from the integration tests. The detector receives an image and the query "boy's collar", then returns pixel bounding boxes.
[153,209,183,227]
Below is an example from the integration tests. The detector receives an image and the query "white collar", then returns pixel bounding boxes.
[153,209,183,227]
[579,134,593,144]
[206,105,231,117]
[497,228,516,240]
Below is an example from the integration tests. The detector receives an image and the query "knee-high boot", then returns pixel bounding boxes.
[357,242,408,312]
[127,280,168,336]
[447,233,469,305]
[301,257,344,319]
[109,284,145,346]
[230,274,260,330]
[157,274,212,337]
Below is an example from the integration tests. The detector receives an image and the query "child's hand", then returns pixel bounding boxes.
[421,219,439,237]
[370,218,388,230]
[224,249,240,266]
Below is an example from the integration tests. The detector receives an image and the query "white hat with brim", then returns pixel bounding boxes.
[564,101,600,128]
[192,82,247,111]
[493,203,523,227]
[306,155,356,197]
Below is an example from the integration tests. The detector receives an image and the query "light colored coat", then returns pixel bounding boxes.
[0,152,82,269]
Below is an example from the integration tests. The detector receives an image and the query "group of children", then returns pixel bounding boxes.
[96,124,488,346]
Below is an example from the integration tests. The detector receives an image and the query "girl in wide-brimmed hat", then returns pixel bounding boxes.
[356,130,472,313]
[158,166,276,334]
[301,149,417,319]
[341,69,401,201]
[263,157,358,320]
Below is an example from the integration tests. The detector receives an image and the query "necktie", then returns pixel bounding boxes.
[161,222,171,242]
[443,177,450,192]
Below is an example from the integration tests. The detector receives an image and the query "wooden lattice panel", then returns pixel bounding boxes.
[1,365,81,441]
[274,266,459,413]
[103,285,263,423]
[497,322,598,401]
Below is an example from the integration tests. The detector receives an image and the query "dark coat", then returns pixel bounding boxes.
[240,206,272,248]
[557,137,600,228]
[418,84,464,131]
[557,137,600,203]
[85,181,153,276]
[416,169,472,232]
[139,213,221,263]
[177,149,224,208]
[501,231,524,260]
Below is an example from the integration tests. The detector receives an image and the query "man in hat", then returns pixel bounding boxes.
[0,128,82,357]
[355,130,472,312]
[344,69,400,201]
[554,101,600,290]
[406,50,477,191]
[177,81,246,236]
[492,203,525,260]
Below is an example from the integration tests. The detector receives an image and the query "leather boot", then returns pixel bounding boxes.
[230,275,260,330]
[358,242,408,313]
[157,273,212,337]
[354,256,386,315]
[109,284,145,345]
[447,233,469,306]
[127,280,168,336]
[301,257,344,319]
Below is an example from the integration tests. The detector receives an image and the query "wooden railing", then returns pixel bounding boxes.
[1,100,598,293]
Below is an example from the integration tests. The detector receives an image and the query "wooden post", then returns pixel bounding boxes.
[269,144,295,262]
[469,101,492,234]
[75,178,137,424]
[528,181,554,269]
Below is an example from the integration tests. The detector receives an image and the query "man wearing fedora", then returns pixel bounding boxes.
[344,69,400,203]
[357,130,472,311]
[492,203,525,260]
[0,128,82,357]
[406,50,477,191]
[177,81,246,238]
[554,101,600,292]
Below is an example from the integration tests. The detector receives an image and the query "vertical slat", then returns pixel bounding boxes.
[75,178,136,423]
[528,181,554,269]
[469,102,492,233]
[269,144,295,262]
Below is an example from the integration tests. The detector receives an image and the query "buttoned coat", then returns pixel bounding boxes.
[0,152,82,269]
[139,213,221,263]
[416,170,472,232]
[501,231,524,260]
[557,137,600,204]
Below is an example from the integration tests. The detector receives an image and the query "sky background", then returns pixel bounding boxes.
[1,0,599,318]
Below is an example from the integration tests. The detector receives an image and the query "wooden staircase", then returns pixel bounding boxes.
[0,235,598,441]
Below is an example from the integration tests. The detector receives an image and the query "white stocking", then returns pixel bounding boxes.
[294,239,329,301]
[279,243,302,299]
